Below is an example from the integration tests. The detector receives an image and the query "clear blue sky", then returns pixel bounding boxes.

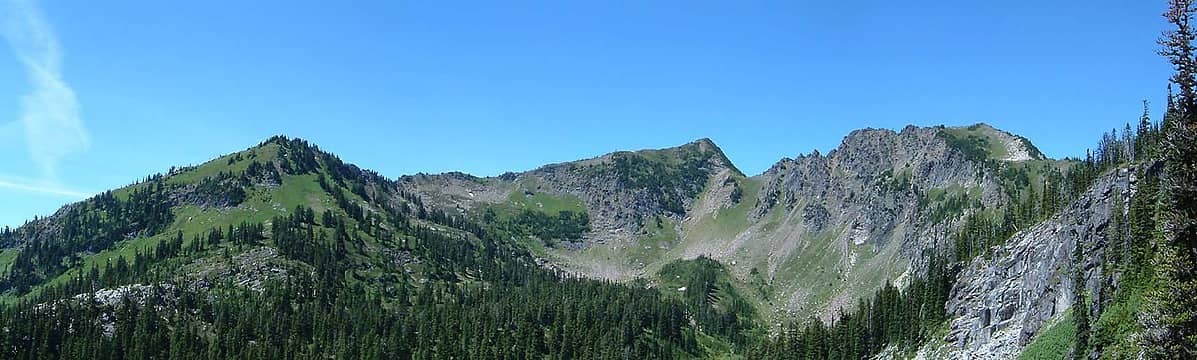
[0,0,1175,227]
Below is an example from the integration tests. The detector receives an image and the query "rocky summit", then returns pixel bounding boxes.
[403,124,1058,323]
[0,122,1174,359]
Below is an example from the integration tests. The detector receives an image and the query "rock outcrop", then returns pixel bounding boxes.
[753,125,1004,254]
[939,167,1132,358]
[696,125,1008,319]
[398,124,1053,319]
[400,138,738,245]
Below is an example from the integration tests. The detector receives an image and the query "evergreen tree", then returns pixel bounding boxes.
[1139,100,1156,158]
[1073,240,1090,359]
[1144,0,1197,356]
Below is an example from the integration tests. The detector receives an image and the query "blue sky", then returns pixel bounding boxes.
[0,0,1174,228]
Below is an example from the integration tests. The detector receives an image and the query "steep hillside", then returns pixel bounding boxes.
[684,125,1002,321]
[0,137,405,300]
[0,123,1100,359]
[0,136,750,358]
[399,138,742,279]
[936,166,1130,358]
[403,124,1073,323]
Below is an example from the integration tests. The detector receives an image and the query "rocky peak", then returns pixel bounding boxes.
[525,139,739,232]
[757,124,1001,210]
[395,125,1051,315]
[724,124,1030,317]
[692,137,718,150]
[400,138,742,251]
[690,138,740,175]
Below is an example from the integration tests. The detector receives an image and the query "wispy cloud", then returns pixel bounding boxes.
[2,0,90,192]
[0,176,90,198]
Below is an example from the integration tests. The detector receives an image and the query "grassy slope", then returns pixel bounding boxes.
[481,178,588,258]
[535,128,1065,333]
[558,214,685,274]
[656,257,759,358]
[547,164,910,325]
[0,249,16,276]
[675,173,910,324]
[1091,289,1145,359]
[940,123,1046,162]
[610,175,760,276]
[166,144,281,185]
[684,177,761,242]
[1017,312,1075,360]
[1087,264,1153,359]
[941,125,1014,160]
[533,143,744,279]
[0,144,348,304]
[501,177,587,215]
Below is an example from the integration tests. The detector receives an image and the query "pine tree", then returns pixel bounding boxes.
[1073,239,1090,359]
[1144,0,1197,355]
[1139,100,1155,159]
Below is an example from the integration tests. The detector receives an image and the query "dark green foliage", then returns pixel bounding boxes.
[0,136,721,359]
[0,198,707,359]
[751,256,955,359]
[1129,167,1160,271]
[1018,136,1048,160]
[729,180,744,204]
[243,159,282,184]
[1057,83,1182,358]
[586,144,720,215]
[191,170,249,206]
[490,208,591,243]
[1137,100,1160,161]
[920,190,978,225]
[0,271,702,360]
[1073,240,1090,359]
[938,127,996,164]
[953,211,1014,261]
[1142,1,1197,355]
[658,257,758,346]
[612,152,701,214]
[951,164,1068,261]
[2,179,174,294]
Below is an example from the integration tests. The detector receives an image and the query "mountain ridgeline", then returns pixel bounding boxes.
[0,119,1180,358]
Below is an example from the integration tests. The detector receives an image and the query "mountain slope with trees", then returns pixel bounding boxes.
[0,112,1184,359]
[0,137,744,358]
[2,1,1196,357]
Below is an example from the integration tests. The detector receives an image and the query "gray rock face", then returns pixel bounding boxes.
[180,246,294,292]
[0,203,78,249]
[715,125,1013,318]
[802,203,831,232]
[753,125,1002,261]
[529,139,736,239]
[169,177,250,209]
[399,125,1041,315]
[400,138,737,245]
[72,283,180,308]
[940,168,1131,359]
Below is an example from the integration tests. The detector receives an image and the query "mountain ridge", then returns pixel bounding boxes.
[387,122,1070,323]
[1,123,1054,295]
[0,122,1085,359]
